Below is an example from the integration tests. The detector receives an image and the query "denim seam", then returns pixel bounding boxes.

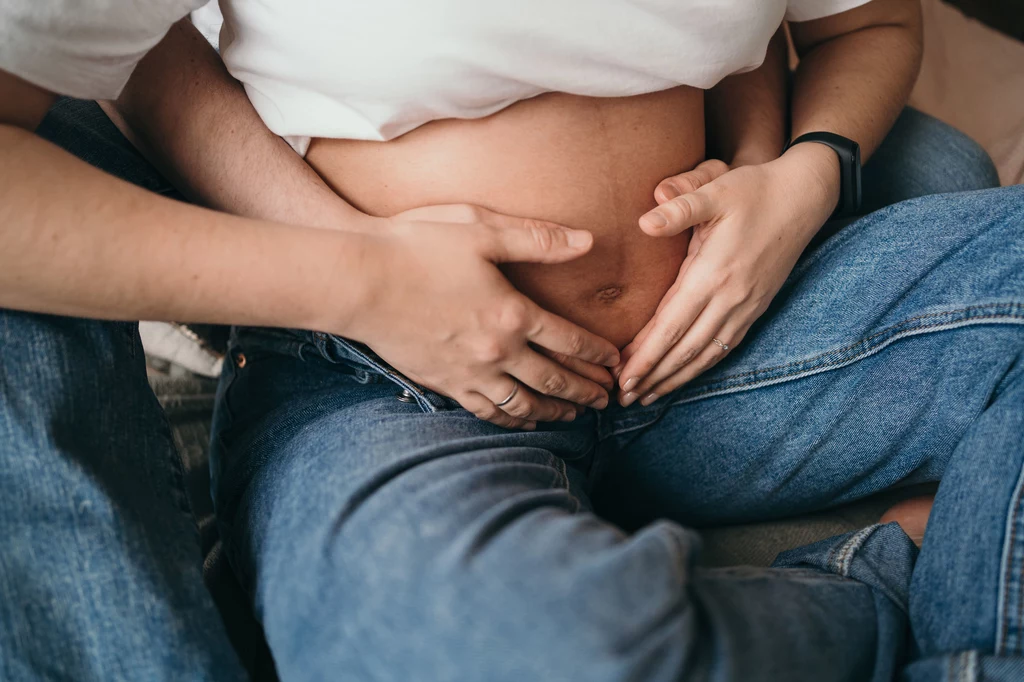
[996,456,1024,655]
[605,305,1024,439]
[827,524,879,577]
[552,455,581,514]
[947,650,979,682]
[682,305,1024,396]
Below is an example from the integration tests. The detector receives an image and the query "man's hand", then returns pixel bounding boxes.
[349,204,620,430]
[615,145,839,406]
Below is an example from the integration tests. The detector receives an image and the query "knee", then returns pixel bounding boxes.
[265,505,700,681]
[863,108,1000,213]
[932,124,1000,194]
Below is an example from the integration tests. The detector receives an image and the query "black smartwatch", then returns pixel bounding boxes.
[784,132,862,219]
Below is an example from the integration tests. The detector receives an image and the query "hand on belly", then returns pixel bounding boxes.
[306,87,704,349]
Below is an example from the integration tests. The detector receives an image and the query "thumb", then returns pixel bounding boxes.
[654,159,731,205]
[483,213,594,265]
[639,186,719,237]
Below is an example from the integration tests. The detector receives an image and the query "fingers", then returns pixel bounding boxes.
[617,280,712,400]
[396,203,595,265]
[644,320,752,402]
[622,301,731,407]
[460,390,537,431]
[654,159,731,204]
[525,305,620,367]
[509,350,610,410]
[640,187,719,238]
[612,316,654,382]
[474,207,595,264]
[486,375,583,424]
[539,348,616,391]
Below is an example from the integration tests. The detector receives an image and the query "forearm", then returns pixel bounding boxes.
[789,0,923,162]
[704,28,788,167]
[113,19,360,229]
[0,123,374,330]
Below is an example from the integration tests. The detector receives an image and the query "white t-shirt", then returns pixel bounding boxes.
[0,0,208,100]
[194,0,872,153]
[2,0,871,148]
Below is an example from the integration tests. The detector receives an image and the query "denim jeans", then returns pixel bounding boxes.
[0,97,1005,681]
[213,191,1024,682]
[0,100,249,682]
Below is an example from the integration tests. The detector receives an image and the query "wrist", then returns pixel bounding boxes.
[275,224,385,337]
[779,142,842,220]
[727,142,785,169]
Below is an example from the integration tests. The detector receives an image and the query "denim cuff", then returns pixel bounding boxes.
[773,522,919,616]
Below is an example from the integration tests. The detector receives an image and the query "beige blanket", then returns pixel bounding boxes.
[912,0,1024,185]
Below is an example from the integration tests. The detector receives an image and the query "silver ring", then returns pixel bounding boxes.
[495,379,520,408]
[712,337,730,351]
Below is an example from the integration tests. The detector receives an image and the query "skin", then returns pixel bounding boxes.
[112,19,790,407]
[305,86,704,350]
[0,64,623,433]
[113,0,920,423]
[113,19,787,423]
[615,0,924,407]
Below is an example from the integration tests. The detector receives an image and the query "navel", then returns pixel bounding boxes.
[595,285,625,303]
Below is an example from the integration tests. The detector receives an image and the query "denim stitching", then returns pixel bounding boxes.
[996,458,1024,655]
[827,525,878,577]
[948,650,978,682]
[321,335,444,413]
[607,306,1024,439]
[680,304,1024,398]
[551,455,582,514]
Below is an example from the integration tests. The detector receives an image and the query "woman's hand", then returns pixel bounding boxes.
[615,144,840,407]
[348,204,620,430]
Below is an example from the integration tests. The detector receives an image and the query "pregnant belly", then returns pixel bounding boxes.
[306,87,704,349]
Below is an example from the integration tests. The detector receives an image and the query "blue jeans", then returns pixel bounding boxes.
[213,199,1024,673]
[0,100,250,682]
[0,98,1004,681]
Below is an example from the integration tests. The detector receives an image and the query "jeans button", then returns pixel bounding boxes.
[396,389,415,403]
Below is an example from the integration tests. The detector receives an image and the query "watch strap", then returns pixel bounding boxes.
[784,132,862,218]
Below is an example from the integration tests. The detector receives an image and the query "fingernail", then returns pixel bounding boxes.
[560,411,577,422]
[566,229,593,249]
[620,391,639,407]
[661,182,681,200]
[522,421,537,431]
[622,376,639,392]
[640,392,659,407]
[641,212,667,230]
[611,365,622,380]
[590,395,609,410]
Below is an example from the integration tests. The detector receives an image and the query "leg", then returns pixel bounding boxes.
[594,187,1024,668]
[862,107,1000,213]
[211,327,918,682]
[0,99,247,681]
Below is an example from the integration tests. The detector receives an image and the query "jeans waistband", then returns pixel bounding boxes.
[229,326,455,413]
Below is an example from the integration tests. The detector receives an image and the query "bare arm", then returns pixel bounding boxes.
[0,70,368,328]
[617,0,923,401]
[113,19,359,230]
[0,67,619,429]
[789,0,923,165]
[704,28,789,168]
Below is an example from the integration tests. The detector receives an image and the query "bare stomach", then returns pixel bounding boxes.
[306,87,704,349]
